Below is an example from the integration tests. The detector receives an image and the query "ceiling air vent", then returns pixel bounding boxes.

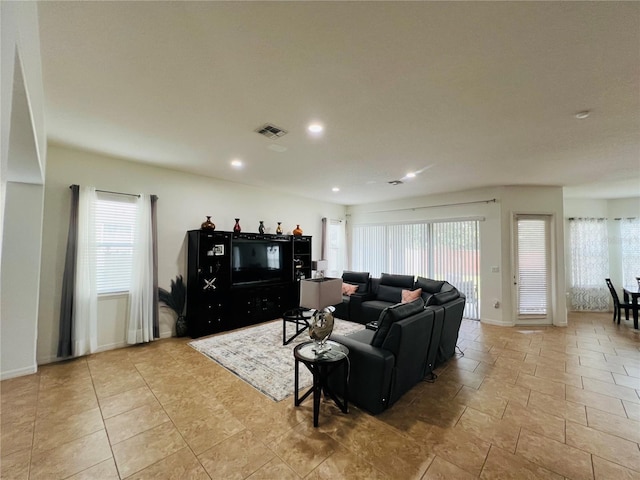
[255,123,288,139]
[388,180,404,186]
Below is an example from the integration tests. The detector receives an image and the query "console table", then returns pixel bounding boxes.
[293,341,349,427]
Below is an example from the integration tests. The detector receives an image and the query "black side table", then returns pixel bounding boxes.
[282,308,313,345]
[293,340,349,427]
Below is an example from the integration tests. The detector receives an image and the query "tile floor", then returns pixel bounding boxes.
[1,312,639,479]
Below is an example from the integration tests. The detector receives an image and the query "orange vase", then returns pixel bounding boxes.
[293,224,303,236]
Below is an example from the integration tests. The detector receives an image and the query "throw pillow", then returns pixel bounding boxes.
[401,288,422,303]
[342,283,359,296]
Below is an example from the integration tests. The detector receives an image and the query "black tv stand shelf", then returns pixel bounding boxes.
[186,230,312,338]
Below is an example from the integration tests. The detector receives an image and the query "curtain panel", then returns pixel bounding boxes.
[57,185,79,358]
[568,218,610,311]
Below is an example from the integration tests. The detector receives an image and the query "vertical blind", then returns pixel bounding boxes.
[94,193,138,294]
[352,220,479,319]
[516,217,548,316]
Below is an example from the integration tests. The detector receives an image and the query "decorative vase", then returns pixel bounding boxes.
[293,224,303,236]
[258,221,265,234]
[201,216,215,230]
[233,218,241,233]
[276,222,283,235]
[175,315,188,337]
[309,309,334,353]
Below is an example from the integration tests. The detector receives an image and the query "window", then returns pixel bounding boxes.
[620,218,640,290]
[325,219,344,278]
[351,220,479,319]
[515,216,550,317]
[94,193,138,294]
[568,218,609,311]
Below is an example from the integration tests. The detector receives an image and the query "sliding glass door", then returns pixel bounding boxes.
[352,220,479,319]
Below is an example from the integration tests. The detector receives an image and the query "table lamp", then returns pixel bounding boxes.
[299,277,342,352]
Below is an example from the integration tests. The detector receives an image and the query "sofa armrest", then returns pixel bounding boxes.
[329,333,395,414]
[347,292,376,324]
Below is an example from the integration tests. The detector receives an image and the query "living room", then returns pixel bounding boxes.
[2,2,639,479]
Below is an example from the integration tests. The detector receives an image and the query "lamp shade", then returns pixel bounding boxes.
[299,277,342,310]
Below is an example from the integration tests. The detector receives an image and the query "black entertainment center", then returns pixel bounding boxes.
[186,230,312,338]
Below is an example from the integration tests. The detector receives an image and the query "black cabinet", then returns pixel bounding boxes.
[186,230,311,337]
[187,231,232,338]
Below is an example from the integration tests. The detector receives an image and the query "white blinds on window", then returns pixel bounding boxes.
[94,193,137,294]
[517,217,548,315]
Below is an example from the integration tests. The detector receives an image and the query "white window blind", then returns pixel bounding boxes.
[517,217,548,315]
[352,220,479,319]
[620,218,640,290]
[94,193,137,294]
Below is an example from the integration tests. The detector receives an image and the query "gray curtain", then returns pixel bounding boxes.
[151,195,159,338]
[57,185,80,357]
[321,217,327,260]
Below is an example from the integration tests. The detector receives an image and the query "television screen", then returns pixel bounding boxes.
[231,240,287,284]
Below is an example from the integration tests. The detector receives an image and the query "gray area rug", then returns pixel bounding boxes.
[188,318,364,401]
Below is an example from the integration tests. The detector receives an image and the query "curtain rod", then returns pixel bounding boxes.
[347,198,497,215]
[69,184,140,198]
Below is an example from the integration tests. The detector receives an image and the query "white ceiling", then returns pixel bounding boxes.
[37,1,640,205]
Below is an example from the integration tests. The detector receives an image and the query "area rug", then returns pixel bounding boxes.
[188,318,364,401]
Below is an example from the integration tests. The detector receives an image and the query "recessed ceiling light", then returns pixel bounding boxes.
[575,110,591,119]
[308,123,324,134]
[231,159,243,168]
[332,187,340,192]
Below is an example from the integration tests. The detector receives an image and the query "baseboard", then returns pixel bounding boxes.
[480,317,514,327]
[1,364,37,381]
[95,341,128,353]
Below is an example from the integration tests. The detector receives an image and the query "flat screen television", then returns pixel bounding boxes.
[231,238,289,285]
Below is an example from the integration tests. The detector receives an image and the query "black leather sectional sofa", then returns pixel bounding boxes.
[329,272,466,414]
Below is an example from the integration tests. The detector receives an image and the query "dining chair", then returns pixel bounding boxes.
[605,278,630,324]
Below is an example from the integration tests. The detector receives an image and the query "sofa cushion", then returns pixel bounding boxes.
[415,276,445,294]
[401,288,422,303]
[377,273,415,303]
[342,283,359,296]
[426,289,460,306]
[371,298,425,348]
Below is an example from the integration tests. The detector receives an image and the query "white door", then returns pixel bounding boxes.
[514,215,552,324]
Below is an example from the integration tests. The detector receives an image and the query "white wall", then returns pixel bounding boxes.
[1,2,46,380]
[37,144,346,364]
[347,185,567,327]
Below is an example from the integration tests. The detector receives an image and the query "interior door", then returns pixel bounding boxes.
[514,215,552,324]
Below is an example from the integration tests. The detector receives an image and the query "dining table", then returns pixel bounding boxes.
[622,287,640,330]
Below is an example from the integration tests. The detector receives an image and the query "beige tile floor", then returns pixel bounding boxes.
[1,312,639,479]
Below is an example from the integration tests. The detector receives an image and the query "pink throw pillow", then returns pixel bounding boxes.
[401,288,422,303]
[342,283,359,296]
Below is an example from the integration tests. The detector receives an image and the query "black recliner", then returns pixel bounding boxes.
[332,271,370,321]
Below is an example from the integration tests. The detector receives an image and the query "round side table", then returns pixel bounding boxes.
[293,340,349,427]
